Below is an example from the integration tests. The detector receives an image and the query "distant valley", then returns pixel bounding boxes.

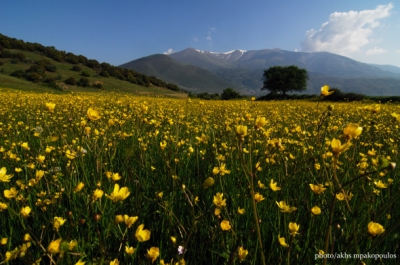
[120,48,400,96]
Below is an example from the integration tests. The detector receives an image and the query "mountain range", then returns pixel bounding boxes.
[120,48,400,96]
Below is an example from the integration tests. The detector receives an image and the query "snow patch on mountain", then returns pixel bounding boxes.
[195,49,247,61]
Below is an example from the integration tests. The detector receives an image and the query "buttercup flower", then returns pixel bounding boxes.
[147,247,160,263]
[135,224,151,242]
[309,184,326,195]
[270,179,281,191]
[202,177,215,188]
[92,189,104,201]
[238,246,248,261]
[125,246,136,255]
[321,85,334,97]
[311,206,322,215]
[0,167,13,182]
[278,236,289,247]
[87,107,101,121]
[374,180,388,189]
[276,201,297,213]
[4,187,18,199]
[236,125,248,140]
[20,206,31,218]
[368,221,385,236]
[106,184,130,202]
[47,238,62,254]
[220,220,231,231]
[124,215,138,228]
[212,163,231,176]
[213,192,227,208]
[0,202,8,211]
[53,217,67,231]
[343,123,362,140]
[331,138,352,157]
[289,222,300,236]
[45,102,56,112]
[254,192,265,203]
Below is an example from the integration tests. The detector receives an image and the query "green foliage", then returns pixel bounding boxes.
[81,71,90,77]
[77,77,90,87]
[221,87,242,100]
[65,77,77,85]
[262,65,308,96]
[71,65,81,72]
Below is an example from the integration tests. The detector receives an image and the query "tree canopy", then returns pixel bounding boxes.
[262,66,308,96]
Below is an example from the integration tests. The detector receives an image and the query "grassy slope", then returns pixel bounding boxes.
[0,49,186,96]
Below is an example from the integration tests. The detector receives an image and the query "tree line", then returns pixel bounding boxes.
[0,33,184,92]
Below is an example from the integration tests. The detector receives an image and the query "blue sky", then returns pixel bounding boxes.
[1,1,399,66]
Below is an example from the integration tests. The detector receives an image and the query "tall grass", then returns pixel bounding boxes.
[0,91,398,264]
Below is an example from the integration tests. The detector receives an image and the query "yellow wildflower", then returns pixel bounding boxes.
[47,238,62,254]
[125,246,136,255]
[147,247,160,264]
[20,206,31,218]
[238,246,248,261]
[74,182,85,193]
[269,179,281,191]
[135,224,151,242]
[220,220,231,231]
[45,102,56,112]
[53,217,67,231]
[311,206,321,215]
[343,123,362,140]
[124,215,138,228]
[92,189,104,201]
[4,187,18,199]
[0,167,13,182]
[289,222,300,236]
[238,207,245,215]
[320,85,334,97]
[236,125,248,140]
[202,177,215,188]
[331,138,352,157]
[374,180,388,189]
[255,117,267,129]
[87,107,101,120]
[0,202,7,211]
[213,192,227,208]
[278,236,289,247]
[309,184,326,195]
[254,192,265,203]
[368,221,385,236]
[106,184,130,202]
[276,201,297,213]
[110,259,119,265]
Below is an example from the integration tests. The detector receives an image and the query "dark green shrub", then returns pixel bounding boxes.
[65,77,77,85]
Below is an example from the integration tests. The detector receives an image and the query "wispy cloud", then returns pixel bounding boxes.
[366,47,388,55]
[301,3,393,55]
[206,27,216,42]
[163,48,174,55]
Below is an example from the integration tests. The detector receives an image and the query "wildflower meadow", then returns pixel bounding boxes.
[0,89,399,265]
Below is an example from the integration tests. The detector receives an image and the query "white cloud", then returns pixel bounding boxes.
[366,47,388,55]
[206,36,212,41]
[193,37,199,42]
[301,3,393,55]
[395,49,400,54]
[163,48,174,55]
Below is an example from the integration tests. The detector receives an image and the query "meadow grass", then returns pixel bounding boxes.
[0,91,399,265]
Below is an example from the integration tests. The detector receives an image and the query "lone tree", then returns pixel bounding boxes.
[262,66,308,96]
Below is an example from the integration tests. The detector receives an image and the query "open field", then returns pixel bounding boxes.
[0,91,399,264]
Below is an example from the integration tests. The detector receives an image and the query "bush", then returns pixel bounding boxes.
[78,77,90,87]
[44,64,57,73]
[10,69,25,79]
[221,88,242,100]
[81,71,90,77]
[71,65,81,72]
[65,77,77,85]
